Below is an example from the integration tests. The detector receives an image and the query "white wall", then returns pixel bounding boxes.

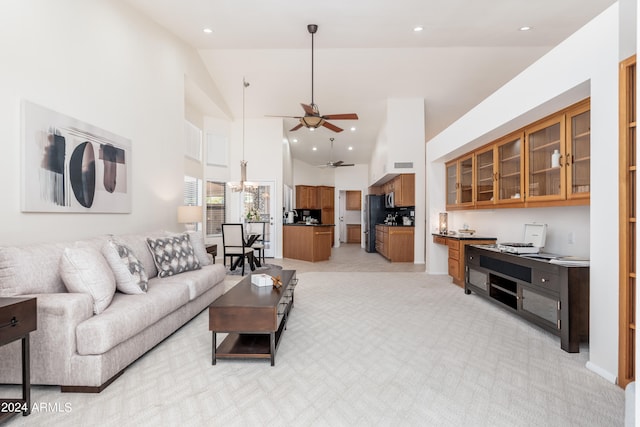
[224,118,286,258]
[368,99,426,264]
[292,159,335,186]
[426,5,620,382]
[0,0,224,245]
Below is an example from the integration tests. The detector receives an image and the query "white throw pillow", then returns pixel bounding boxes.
[101,240,148,294]
[185,231,211,266]
[59,246,116,314]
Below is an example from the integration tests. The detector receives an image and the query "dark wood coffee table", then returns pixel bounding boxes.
[209,269,297,366]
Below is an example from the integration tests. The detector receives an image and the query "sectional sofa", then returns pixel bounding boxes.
[0,230,226,392]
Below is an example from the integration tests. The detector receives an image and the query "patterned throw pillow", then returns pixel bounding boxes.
[102,240,148,294]
[146,234,201,278]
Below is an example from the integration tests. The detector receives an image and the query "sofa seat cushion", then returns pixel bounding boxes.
[159,264,225,301]
[75,278,190,355]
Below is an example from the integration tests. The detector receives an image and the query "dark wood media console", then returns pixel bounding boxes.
[464,245,589,353]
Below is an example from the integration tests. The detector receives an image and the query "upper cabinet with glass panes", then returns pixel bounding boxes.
[443,99,590,210]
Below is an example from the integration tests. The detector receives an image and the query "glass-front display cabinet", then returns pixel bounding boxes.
[445,154,474,209]
[567,103,590,199]
[475,146,495,206]
[525,116,565,201]
[446,162,458,206]
[496,132,525,204]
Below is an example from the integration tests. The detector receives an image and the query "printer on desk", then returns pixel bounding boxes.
[497,223,547,254]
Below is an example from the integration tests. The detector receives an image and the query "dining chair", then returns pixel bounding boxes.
[221,223,254,275]
[247,221,266,265]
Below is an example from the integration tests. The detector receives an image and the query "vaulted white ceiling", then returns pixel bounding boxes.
[123,0,616,166]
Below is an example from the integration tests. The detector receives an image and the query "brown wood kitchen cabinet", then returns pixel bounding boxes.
[346,191,362,210]
[346,224,361,243]
[376,225,414,262]
[433,234,497,286]
[295,185,317,209]
[393,174,415,207]
[283,225,333,262]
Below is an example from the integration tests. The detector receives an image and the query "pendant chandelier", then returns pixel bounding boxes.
[228,77,255,192]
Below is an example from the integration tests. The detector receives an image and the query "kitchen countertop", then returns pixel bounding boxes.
[432,233,497,241]
[376,224,415,227]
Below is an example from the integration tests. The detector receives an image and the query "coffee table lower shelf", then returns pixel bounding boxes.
[214,331,282,365]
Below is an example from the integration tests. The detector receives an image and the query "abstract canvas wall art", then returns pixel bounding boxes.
[22,100,132,213]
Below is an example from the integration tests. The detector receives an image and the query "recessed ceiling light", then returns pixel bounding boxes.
[312,146,317,151]
[519,26,532,31]
[413,26,424,32]
[348,146,353,151]
[292,138,298,143]
[350,127,356,132]
[203,28,213,34]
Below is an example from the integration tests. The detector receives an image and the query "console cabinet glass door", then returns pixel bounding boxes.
[496,133,524,203]
[475,147,495,206]
[525,117,565,201]
[467,266,488,292]
[520,287,559,329]
[567,103,591,199]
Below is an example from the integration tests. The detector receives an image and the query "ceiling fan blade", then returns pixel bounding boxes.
[322,121,343,132]
[337,163,355,167]
[265,114,303,119]
[290,123,304,131]
[333,160,344,166]
[301,103,316,116]
[322,113,359,120]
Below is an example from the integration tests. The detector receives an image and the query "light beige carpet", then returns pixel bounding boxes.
[1,272,624,426]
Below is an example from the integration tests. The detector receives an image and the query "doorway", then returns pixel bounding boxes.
[338,189,362,246]
[241,181,276,258]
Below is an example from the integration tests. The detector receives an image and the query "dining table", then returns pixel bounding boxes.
[229,231,262,271]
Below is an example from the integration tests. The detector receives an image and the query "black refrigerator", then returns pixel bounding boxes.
[364,195,386,252]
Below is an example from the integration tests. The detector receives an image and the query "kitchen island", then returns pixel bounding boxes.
[283,224,334,262]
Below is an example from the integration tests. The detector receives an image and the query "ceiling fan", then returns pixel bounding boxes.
[318,138,354,168]
[268,24,358,133]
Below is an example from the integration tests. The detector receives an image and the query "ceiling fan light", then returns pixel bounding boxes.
[301,116,324,128]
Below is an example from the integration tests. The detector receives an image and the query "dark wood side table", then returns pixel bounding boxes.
[0,297,37,421]
[206,244,217,264]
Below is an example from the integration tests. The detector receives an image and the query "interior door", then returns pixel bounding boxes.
[241,181,276,258]
[339,190,346,244]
